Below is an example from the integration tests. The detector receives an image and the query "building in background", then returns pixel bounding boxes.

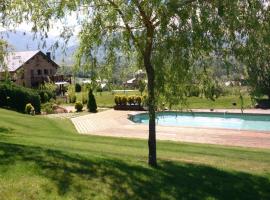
[0,50,70,88]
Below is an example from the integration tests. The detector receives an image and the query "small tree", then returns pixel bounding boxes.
[87,89,97,113]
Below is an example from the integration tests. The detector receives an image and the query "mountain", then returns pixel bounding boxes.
[0,31,78,65]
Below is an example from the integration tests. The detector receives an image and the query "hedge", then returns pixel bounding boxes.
[114,95,142,106]
[0,83,41,113]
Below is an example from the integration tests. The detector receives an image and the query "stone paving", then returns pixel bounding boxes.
[71,109,270,149]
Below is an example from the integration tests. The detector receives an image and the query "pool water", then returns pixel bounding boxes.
[130,112,270,132]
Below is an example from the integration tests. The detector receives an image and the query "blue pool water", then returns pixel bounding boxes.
[130,112,270,132]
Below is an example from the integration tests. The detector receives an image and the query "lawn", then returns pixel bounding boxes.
[75,91,253,109]
[0,108,270,199]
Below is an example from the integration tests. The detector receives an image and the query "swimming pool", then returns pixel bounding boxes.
[130,112,270,132]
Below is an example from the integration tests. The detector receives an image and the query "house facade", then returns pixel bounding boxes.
[0,51,59,87]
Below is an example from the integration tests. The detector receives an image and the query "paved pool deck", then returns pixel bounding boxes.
[71,109,270,149]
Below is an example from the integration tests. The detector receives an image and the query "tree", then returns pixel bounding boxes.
[87,89,97,113]
[2,0,270,167]
[230,1,270,99]
[0,40,9,82]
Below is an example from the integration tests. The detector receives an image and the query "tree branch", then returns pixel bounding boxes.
[106,0,143,54]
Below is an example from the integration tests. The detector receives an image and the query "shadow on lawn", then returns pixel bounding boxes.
[0,127,13,134]
[0,142,270,200]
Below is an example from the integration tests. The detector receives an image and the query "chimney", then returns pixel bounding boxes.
[46,52,51,60]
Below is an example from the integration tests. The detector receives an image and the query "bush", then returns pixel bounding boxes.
[81,92,88,104]
[75,101,83,112]
[38,90,56,103]
[136,96,142,106]
[127,96,134,105]
[114,95,120,105]
[41,102,54,114]
[25,103,34,114]
[68,85,77,103]
[87,89,97,113]
[68,94,76,103]
[121,96,127,105]
[0,83,41,113]
[75,83,82,93]
[114,95,143,106]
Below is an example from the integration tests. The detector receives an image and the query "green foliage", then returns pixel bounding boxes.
[0,83,41,113]
[41,102,54,114]
[114,95,121,105]
[75,83,82,93]
[25,103,34,114]
[87,89,97,113]
[81,92,88,104]
[39,83,57,94]
[136,96,142,106]
[115,95,142,106]
[127,95,135,105]
[38,90,55,103]
[120,96,127,106]
[138,79,146,95]
[68,85,77,103]
[80,84,88,104]
[75,101,83,112]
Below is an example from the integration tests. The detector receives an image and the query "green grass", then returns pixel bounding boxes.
[184,95,253,109]
[76,91,141,107]
[75,90,253,109]
[0,108,270,199]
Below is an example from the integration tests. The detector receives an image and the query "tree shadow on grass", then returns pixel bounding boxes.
[0,142,269,200]
[0,127,13,134]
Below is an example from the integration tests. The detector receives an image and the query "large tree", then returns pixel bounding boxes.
[1,0,269,166]
[234,6,270,99]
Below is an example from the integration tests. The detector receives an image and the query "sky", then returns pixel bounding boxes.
[0,11,81,37]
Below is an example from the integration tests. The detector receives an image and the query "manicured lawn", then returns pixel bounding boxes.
[185,95,253,109]
[0,108,270,199]
[75,91,253,109]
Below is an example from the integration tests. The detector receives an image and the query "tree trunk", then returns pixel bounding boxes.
[144,56,157,167]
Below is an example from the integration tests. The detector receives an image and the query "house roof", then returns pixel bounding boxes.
[0,50,58,72]
[126,78,136,84]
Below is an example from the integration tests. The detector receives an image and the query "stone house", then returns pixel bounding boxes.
[0,50,60,87]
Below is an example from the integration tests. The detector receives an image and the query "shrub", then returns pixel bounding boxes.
[81,92,88,104]
[68,85,76,103]
[68,94,77,103]
[41,102,54,114]
[136,96,142,106]
[38,90,56,103]
[75,101,83,112]
[25,103,34,114]
[87,89,97,113]
[128,96,134,105]
[114,95,120,105]
[75,83,82,93]
[121,96,127,105]
[0,83,41,113]
[114,95,144,106]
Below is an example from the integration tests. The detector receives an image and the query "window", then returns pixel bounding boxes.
[50,69,53,75]
[37,69,42,75]
[44,69,48,75]
[31,70,34,77]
